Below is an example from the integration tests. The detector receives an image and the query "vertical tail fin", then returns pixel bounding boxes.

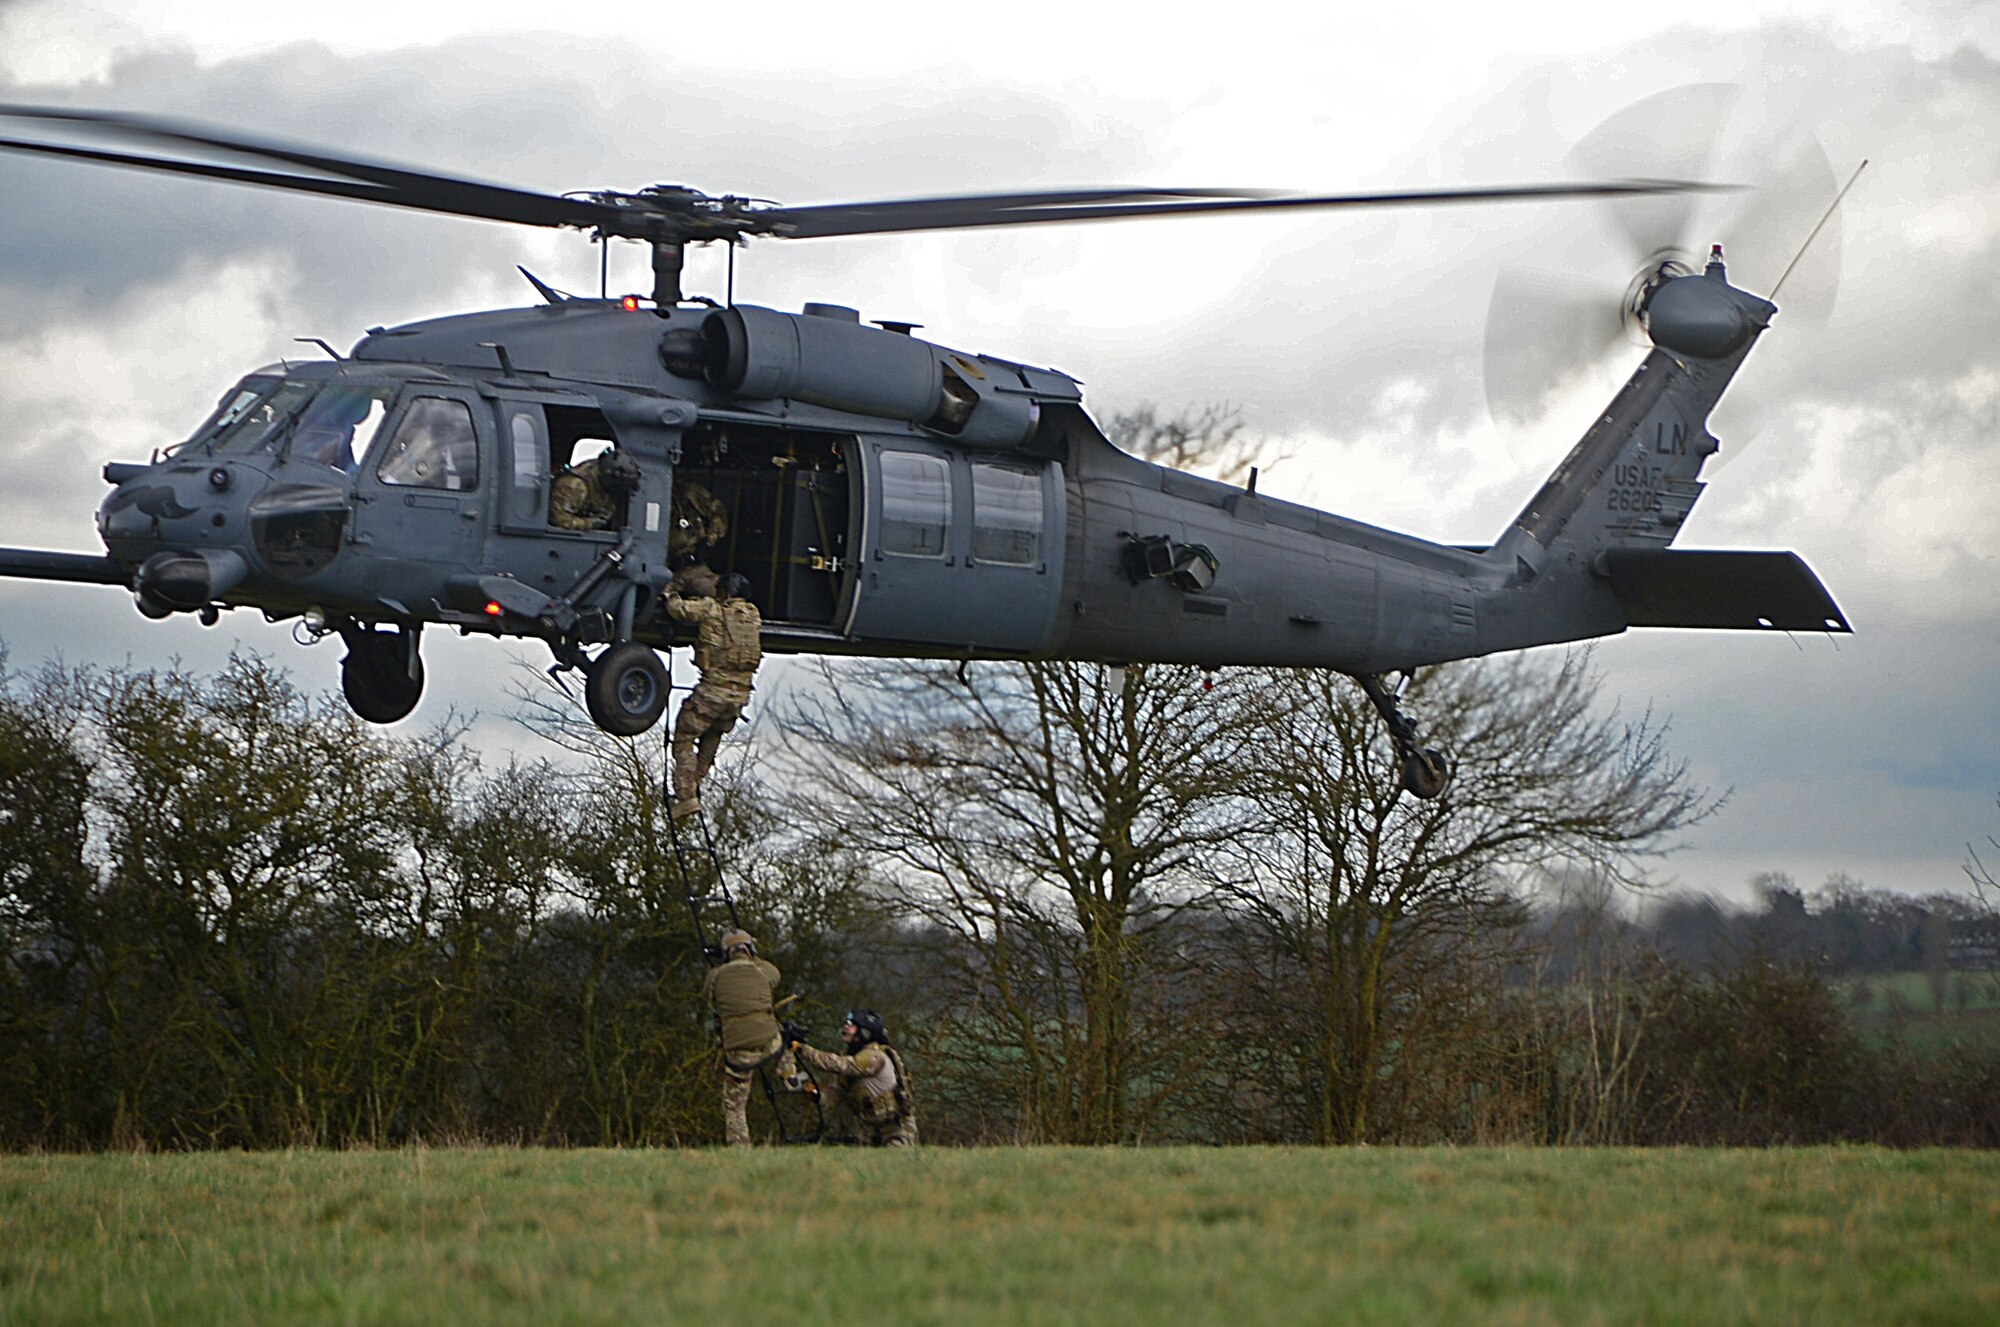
[1486,254,1776,581]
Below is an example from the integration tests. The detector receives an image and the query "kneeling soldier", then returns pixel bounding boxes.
[794,1010,917,1147]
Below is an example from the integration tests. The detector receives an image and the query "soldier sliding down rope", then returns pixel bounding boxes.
[661,564,763,821]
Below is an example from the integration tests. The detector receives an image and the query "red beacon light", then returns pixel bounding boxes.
[620,295,641,312]
[483,601,504,617]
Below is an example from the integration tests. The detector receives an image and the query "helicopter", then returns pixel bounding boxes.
[0,104,1849,800]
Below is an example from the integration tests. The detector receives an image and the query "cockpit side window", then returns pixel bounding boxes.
[292,385,396,472]
[377,397,479,491]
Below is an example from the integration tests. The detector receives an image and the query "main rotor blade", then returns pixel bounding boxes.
[0,104,625,232]
[0,105,1738,250]
[760,179,1738,239]
[1567,83,1743,270]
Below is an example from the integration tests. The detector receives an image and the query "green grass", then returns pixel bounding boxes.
[3,1147,1996,1326]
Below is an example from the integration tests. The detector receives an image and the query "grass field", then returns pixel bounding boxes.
[1842,971,2000,1055]
[3,1147,1996,1326]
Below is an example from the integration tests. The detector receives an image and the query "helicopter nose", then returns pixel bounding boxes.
[98,473,213,544]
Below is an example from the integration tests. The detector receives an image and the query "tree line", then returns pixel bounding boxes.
[5,407,1996,1151]
[3,640,1994,1151]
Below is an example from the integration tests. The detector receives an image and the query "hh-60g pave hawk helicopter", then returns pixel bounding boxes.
[0,104,1850,800]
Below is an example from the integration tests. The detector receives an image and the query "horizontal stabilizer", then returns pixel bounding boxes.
[0,548,129,586]
[1602,549,1850,633]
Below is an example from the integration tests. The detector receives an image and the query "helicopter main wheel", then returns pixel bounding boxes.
[1401,747,1452,800]
[340,630,425,724]
[585,642,669,736]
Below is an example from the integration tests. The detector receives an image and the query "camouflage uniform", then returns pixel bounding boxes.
[549,456,616,531]
[662,577,763,815]
[669,481,729,561]
[795,1041,918,1147]
[702,952,800,1147]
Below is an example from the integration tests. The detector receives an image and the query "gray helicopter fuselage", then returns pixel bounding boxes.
[73,267,1846,692]
[83,298,1499,674]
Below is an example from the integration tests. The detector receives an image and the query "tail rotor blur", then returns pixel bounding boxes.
[1483,83,1848,459]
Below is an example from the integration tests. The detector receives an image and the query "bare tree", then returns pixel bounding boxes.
[1105,402,1292,488]
[1969,799,2000,911]
[1227,653,1718,1143]
[775,658,1268,1142]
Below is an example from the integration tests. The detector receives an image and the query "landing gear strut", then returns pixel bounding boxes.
[1352,672,1453,800]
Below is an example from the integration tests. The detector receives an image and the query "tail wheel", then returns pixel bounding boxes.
[585,642,669,736]
[1402,748,1452,801]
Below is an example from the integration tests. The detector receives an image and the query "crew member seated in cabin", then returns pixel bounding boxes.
[668,480,728,561]
[661,565,763,821]
[703,928,806,1148]
[791,1010,918,1147]
[549,442,641,532]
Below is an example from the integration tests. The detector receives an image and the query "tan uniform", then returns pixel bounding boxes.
[702,954,798,1147]
[550,457,616,531]
[669,482,728,560]
[796,1041,918,1147]
[662,590,763,808]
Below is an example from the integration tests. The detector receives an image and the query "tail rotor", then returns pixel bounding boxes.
[1483,82,1848,461]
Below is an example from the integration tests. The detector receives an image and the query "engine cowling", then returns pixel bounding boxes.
[697,304,1039,449]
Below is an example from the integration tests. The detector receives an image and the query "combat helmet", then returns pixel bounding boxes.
[719,929,756,956]
[844,1009,889,1046]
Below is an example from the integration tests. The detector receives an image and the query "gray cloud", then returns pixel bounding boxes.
[3,12,1997,902]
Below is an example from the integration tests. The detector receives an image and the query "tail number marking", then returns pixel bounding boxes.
[1607,462,1665,515]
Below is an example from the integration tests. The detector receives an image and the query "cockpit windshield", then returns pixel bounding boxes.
[189,376,302,454]
[191,377,395,471]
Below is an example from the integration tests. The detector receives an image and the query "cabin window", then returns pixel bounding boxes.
[879,450,950,558]
[971,463,1042,566]
[508,411,544,519]
[376,397,478,491]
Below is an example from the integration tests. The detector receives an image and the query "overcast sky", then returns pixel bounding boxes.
[2,0,1995,902]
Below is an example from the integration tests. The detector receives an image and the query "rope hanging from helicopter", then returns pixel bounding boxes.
[657,653,826,1143]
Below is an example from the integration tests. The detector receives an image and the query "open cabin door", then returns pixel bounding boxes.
[670,419,855,630]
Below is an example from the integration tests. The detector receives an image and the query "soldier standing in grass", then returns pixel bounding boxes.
[704,928,806,1147]
[793,1010,918,1147]
[661,565,762,822]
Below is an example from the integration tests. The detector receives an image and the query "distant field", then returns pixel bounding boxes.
[1842,970,2000,1054]
[4,1148,1996,1325]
